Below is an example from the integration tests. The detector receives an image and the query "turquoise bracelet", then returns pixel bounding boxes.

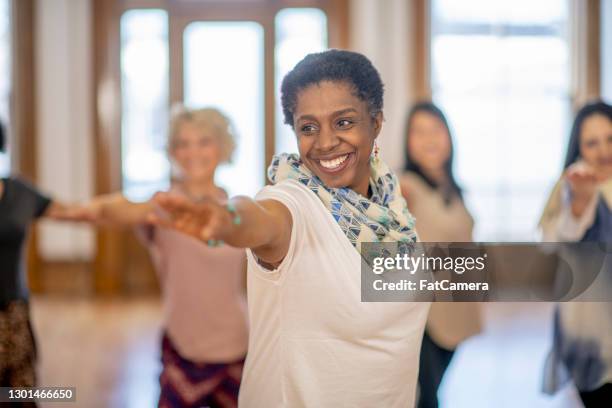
[226,202,242,226]
[206,203,240,247]
[207,239,223,247]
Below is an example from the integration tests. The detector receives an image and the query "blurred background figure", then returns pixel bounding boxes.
[400,102,482,408]
[0,120,93,403]
[84,107,248,408]
[540,101,612,406]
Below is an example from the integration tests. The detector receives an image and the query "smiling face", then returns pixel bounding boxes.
[293,80,382,197]
[579,113,612,177]
[407,111,451,173]
[170,122,222,182]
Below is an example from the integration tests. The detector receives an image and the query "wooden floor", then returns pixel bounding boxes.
[31,297,162,408]
[29,297,582,408]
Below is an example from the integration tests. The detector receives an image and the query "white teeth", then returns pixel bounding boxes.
[320,154,349,169]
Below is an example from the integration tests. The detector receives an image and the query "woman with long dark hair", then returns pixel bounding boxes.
[400,102,482,408]
[540,101,612,406]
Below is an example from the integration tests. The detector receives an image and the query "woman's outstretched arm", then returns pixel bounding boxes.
[44,193,153,226]
[151,193,292,266]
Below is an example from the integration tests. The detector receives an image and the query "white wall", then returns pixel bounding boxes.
[35,0,94,260]
[349,0,415,172]
[602,0,612,102]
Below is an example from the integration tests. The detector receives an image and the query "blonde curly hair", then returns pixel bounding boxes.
[168,105,236,163]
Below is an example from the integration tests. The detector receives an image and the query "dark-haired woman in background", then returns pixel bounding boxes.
[540,101,612,406]
[400,102,482,408]
[0,121,88,403]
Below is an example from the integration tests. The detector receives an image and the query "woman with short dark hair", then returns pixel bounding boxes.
[151,50,430,407]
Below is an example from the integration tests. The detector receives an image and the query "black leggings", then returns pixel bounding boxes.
[417,330,456,408]
[579,383,612,408]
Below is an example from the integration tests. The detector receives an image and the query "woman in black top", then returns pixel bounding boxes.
[0,121,88,398]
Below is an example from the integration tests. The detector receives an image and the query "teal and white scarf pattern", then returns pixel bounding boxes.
[267,153,417,256]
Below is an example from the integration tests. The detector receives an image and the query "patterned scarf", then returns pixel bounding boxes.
[268,153,418,257]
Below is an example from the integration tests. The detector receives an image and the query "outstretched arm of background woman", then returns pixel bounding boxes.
[44,193,154,226]
[151,193,292,266]
[42,201,89,220]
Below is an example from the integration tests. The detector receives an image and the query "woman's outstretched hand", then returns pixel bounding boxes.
[149,192,236,243]
[151,191,292,263]
[564,162,609,217]
[565,162,605,199]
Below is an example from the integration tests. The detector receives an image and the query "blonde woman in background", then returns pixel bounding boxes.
[84,107,248,408]
[400,102,482,408]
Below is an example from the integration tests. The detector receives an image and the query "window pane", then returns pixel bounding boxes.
[434,0,567,25]
[431,0,570,241]
[120,9,170,201]
[184,22,264,197]
[274,8,327,155]
[0,0,10,177]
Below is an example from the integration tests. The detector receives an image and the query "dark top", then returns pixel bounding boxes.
[0,178,51,305]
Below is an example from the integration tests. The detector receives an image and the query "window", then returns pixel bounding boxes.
[184,21,264,197]
[120,9,170,201]
[274,8,328,155]
[0,0,10,177]
[118,4,334,201]
[430,0,571,240]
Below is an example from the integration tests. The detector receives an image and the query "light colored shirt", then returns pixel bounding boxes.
[239,179,429,408]
[400,171,482,349]
[400,172,474,243]
[540,177,612,393]
[541,180,599,242]
[140,223,248,363]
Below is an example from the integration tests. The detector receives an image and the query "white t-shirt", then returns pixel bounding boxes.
[239,179,430,408]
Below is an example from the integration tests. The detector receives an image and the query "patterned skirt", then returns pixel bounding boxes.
[158,333,244,408]
[0,300,37,388]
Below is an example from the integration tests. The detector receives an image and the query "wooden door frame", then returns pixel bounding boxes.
[411,0,431,101]
[92,0,125,294]
[10,0,45,291]
[571,0,601,108]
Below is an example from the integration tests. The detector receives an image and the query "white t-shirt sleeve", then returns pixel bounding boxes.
[246,181,304,281]
[543,181,599,242]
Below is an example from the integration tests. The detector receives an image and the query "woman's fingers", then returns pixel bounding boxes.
[150,193,227,241]
[566,164,598,185]
[567,172,594,184]
[146,212,173,229]
[200,207,222,240]
[153,192,200,216]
